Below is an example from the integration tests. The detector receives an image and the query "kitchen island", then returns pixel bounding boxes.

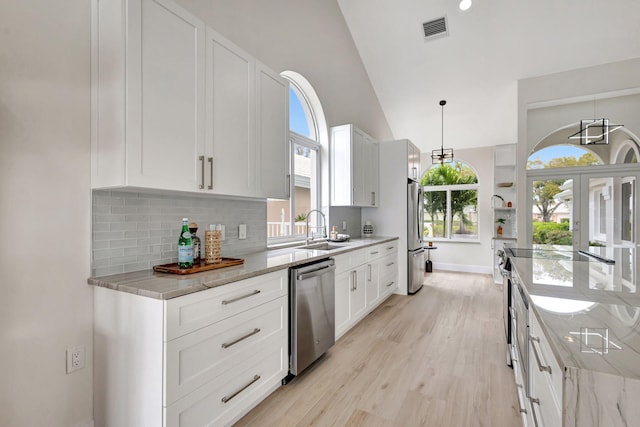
[508,246,640,427]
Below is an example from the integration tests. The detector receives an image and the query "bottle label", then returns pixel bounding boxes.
[182,231,192,239]
[178,245,193,263]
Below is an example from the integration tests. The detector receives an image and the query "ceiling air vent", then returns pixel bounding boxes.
[422,16,448,41]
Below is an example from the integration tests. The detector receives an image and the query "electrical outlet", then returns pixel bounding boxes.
[342,221,347,231]
[221,224,226,241]
[239,224,247,240]
[66,345,85,374]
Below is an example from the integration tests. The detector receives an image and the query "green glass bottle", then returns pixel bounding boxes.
[178,218,193,269]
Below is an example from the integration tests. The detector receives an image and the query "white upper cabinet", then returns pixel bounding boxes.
[205,29,254,196]
[407,141,421,182]
[330,124,379,207]
[255,61,289,200]
[92,0,205,192]
[92,0,288,199]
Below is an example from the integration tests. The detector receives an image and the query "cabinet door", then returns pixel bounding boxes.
[365,261,380,307]
[335,270,352,339]
[330,125,353,206]
[363,141,379,207]
[351,128,368,206]
[255,61,289,199]
[128,0,205,191]
[350,265,368,322]
[205,28,254,197]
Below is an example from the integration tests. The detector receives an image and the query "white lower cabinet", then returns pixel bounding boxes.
[94,269,288,427]
[528,314,562,427]
[334,242,399,339]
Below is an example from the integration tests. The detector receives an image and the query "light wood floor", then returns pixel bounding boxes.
[235,271,521,427]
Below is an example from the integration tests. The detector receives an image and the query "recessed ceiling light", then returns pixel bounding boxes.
[459,0,472,11]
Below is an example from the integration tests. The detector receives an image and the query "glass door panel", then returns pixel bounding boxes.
[586,175,635,248]
[530,177,575,248]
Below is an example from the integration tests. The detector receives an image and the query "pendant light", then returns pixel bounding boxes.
[459,0,472,11]
[431,100,454,164]
[568,98,623,145]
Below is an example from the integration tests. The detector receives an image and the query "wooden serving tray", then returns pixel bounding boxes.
[153,257,244,275]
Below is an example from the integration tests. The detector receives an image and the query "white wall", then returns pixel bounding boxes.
[517,58,640,243]
[421,147,495,274]
[0,1,93,427]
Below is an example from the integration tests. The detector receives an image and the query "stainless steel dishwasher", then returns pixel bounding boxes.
[286,258,336,382]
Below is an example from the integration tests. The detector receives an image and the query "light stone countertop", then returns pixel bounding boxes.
[508,245,640,426]
[88,237,398,300]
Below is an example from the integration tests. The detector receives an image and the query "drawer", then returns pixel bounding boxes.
[334,248,367,274]
[529,342,562,427]
[165,269,287,341]
[164,296,286,405]
[164,334,286,427]
[529,315,562,412]
[365,244,384,261]
[381,241,398,256]
[380,253,398,281]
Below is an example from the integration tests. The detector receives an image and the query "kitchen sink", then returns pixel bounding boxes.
[297,242,343,251]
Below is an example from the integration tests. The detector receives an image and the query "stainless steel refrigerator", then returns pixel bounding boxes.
[407,180,425,293]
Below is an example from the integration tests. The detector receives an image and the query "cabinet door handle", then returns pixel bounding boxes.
[286,174,291,198]
[371,191,375,205]
[199,155,205,189]
[530,336,552,374]
[529,397,541,427]
[221,374,260,403]
[207,157,214,190]
[221,328,261,349]
[386,262,395,267]
[386,281,395,287]
[221,290,261,305]
[368,264,372,281]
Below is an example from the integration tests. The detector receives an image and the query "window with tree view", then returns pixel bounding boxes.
[422,162,479,240]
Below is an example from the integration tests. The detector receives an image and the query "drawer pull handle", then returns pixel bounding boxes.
[370,251,379,255]
[222,290,261,305]
[221,328,261,349]
[530,336,552,374]
[221,374,260,403]
[387,246,395,250]
[386,262,394,267]
[530,397,541,427]
[386,281,395,287]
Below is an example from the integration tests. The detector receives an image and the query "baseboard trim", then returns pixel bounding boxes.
[432,263,492,275]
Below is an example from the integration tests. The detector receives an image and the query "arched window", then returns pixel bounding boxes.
[526,144,603,169]
[422,161,479,240]
[267,72,326,244]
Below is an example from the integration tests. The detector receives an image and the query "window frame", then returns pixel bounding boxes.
[423,182,480,242]
[267,73,323,247]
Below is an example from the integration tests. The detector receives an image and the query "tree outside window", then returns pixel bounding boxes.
[422,162,479,240]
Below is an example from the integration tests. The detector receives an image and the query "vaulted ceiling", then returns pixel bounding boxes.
[337,0,640,152]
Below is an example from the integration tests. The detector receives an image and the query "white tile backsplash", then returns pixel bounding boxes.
[92,190,267,276]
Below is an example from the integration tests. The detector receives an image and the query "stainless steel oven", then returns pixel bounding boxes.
[511,271,529,395]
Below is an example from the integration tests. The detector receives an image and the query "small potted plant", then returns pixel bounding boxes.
[496,218,506,236]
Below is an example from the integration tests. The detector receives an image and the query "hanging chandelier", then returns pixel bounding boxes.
[432,100,454,164]
[568,118,623,145]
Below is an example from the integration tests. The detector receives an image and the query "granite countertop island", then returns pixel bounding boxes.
[88,236,398,300]
[508,245,640,426]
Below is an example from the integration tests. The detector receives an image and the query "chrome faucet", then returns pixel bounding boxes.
[305,209,327,245]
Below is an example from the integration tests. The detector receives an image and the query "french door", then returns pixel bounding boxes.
[527,165,639,250]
